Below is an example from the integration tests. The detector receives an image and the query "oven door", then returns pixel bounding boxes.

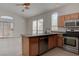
[64,37,76,47]
[64,36,78,54]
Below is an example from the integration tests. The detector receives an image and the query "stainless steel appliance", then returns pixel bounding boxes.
[76,20,79,26]
[63,20,79,54]
[64,37,76,47]
[64,20,75,27]
[63,36,78,54]
[39,36,48,54]
[64,20,79,27]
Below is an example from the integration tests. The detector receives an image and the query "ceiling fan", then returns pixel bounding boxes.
[16,3,30,12]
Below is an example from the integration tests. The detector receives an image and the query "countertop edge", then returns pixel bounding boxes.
[23,33,63,38]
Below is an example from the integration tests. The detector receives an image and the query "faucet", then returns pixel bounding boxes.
[44,28,51,34]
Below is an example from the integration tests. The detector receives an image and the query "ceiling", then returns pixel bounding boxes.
[0,3,67,18]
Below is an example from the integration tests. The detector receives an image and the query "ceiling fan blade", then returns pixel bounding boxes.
[16,3,30,12]
[16,3,30,6]
[24,3,30,6]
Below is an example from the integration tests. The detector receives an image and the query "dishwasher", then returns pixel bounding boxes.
[39,36,48,54]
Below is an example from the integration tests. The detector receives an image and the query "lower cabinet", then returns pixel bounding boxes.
[57,35,64,48]
[29,37,39,56]
[22,34,64,56]
[48,35,64,49]
[48,35,57,49]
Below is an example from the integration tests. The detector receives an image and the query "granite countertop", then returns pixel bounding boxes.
[25,32,64,37]
[22,27,66,37]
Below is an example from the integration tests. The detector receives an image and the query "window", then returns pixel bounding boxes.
[32,19,43,35]
[32,20,37,35]
[0,16,14,37]
[51,12,58,31]
[38,19,43,34]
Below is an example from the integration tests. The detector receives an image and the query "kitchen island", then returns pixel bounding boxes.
[22,33,64,56]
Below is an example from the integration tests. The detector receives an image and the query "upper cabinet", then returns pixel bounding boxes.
[64,15,71,20]
[58,13,79,27]
[64,13,79,20]
[58,16,65,27]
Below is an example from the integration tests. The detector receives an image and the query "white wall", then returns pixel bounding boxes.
[27,4,79,34]
[0,9,28,55]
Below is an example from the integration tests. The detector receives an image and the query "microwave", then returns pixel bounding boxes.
[64,20,79,32]
[76,20,79,26]
[64,20,79,27]
[64,20,76,27]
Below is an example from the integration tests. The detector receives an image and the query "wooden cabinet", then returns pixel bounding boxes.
[58,13,79,27]
[48,36,54,49]
[22,34,64,56]
[58,16,65,27]
[22,36,39,56]
[64,15,71,20]
[71,13,79,19]
[64,13,79,20]
[70,13,79,19]
[48,35,57,49]
[48,35,64,49]
[57,35,64,48]
[29,37,39,56]
[22,36,29,56]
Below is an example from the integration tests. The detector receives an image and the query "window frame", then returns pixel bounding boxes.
[37,18,43,34]
[51,12,58,31]
[0,16,14,37]
[32,20,38,34]
[32,18,43,35]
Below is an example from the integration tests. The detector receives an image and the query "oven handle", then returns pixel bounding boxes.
[64,36,78,39]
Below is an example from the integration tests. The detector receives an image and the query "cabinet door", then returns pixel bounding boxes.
[48,35,57,49]
[58,16,65,27]
[29,37,38,56]
[64,13,79,20]
[22,37,29,56]
[70,13,79,19]
[57,35,64,48]
[48,36,54,49]
[64,15,71,20]
[53,35,58,48]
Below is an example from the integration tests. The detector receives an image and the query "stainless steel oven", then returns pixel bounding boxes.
[64,37,76,47]
[64,20,79,54]
[63,36,78,54]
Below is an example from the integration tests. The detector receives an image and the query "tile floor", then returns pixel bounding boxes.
[42,48,78,56]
